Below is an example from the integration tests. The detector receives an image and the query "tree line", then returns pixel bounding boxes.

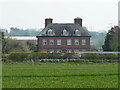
[102,26,120,51]
[1,26,120,53]
[2,37,37,54]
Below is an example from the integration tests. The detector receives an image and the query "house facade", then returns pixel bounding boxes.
[36,18,91,53]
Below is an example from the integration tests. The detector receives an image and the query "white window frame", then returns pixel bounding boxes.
[49,39,54,45]
[42,39,47,45]
[62,29,68,36]
[47,29,54,36]
[67,39,72,45]
[74,29,80,36]
[74,39,79,45]
[75,30,80,36]
[57,39,61,45]
[82,39,86,45]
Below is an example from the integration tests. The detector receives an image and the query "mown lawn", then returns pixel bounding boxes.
[2,62,118,88]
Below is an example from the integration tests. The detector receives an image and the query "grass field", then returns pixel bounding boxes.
[2,62,118,88]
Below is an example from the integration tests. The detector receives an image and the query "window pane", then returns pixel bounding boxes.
[67,39,71,45]
[49,39,54,45]
[74,39,79,45]
[75,30,80,36]
[47,29,53,36]
[57,39,61,45]
[82,39,86,45]
[42,39,47,45]
[62,29,68,36]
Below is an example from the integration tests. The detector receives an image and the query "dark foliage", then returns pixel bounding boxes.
[102,26,120,51]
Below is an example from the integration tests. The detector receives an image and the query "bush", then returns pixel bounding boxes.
[30,52,62,60]
[81,53,118,60]
[6,52,119,62]
[2,54,10,62]
[81,53,99,59]
[98,53,117,60]
[61,53,77,59]
[9,52,29,62]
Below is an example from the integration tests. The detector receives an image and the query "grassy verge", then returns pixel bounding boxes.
[2,62,119,88]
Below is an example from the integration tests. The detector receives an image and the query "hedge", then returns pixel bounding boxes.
[2,52,119,62]
[81,53,99,59]
[4,52,76,62]
[81,53,118,60]
[8,52,29,62]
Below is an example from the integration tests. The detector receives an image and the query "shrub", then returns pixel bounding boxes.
[81,53,99,59]
[2,54,10,62]
[9,52,29,62]
[81,53,118,60]
[62,53,78,59]
[98,53,117,60]
[7,52,119,62]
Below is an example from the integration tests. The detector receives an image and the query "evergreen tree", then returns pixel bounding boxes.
[102,26,120,51]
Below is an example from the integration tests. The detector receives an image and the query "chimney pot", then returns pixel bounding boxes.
[45,18,53,27]
[74,17,82,26]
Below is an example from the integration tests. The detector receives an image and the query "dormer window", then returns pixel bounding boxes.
[62,29,68,36]
[47,29,54,36]
[74,29,80,36]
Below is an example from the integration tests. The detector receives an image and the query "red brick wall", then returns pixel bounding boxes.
[37,37,90,53]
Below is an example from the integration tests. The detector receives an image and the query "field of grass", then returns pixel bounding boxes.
[2,62,118,88]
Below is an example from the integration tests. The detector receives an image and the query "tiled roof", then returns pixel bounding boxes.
[38,23,90,36]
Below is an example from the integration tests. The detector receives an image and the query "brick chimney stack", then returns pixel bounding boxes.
[74,17,82,27]
[45,18,53,27]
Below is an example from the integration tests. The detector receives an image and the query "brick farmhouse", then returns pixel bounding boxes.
[36,18,91,53]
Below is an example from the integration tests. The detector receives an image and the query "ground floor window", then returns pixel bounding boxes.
[74,39,79,45]
[57,39,62,45]
[67,39,72,45]
[42,39,47,45]
[49,39,54,45]
[82,39,86,46]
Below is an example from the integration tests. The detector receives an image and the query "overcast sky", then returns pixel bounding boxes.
[0,0,119,31]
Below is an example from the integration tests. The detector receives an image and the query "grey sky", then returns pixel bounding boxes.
[0,0,119,31]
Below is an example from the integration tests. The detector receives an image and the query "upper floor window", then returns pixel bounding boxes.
[42,39,47,45]
[82,39,86,45]
[62,29,69,36]
[47,29,54,36]
[49,39,54,45]
[67,39,72,45]
[74,39,79,45]
[57,39,61,45]
[74,29,80,36]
